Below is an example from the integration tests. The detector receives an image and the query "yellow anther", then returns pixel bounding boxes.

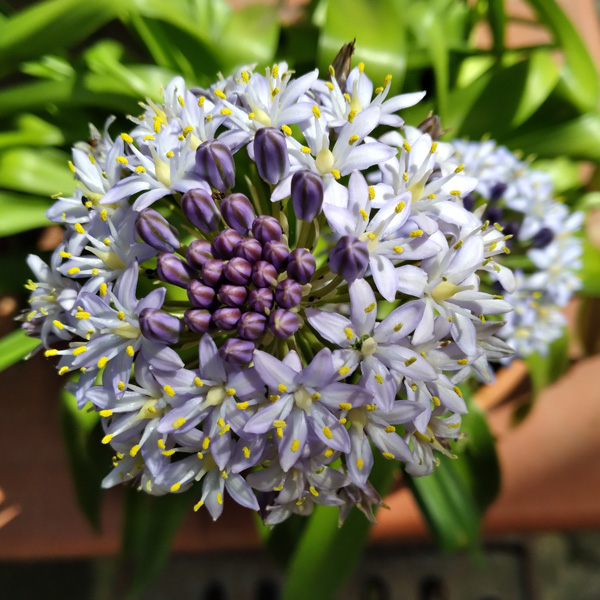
[91,268,99,276]
[52,320,64,330]
[103,238,110,246]
[358,62,365,72]
[393,322,403,333]
[448,422,461,429]
[348,134,359,145]
[382,452,395,459]
[116,156,128,165]
[202,437,211,450]
[277,384,287,393]
[385,425,396,433]
[198,96,206,107]
[58,366,69,376]
[331,169,341,180]
[241,71,249,83]
[143,135,155,142]
[384,74,392,86]
[177,95,185,107]
[312,105,321,118]
[301,145,311,153]
[271,87,280,97]
[129,444,140,457]
[276,427,284,439]
[368,186,375,200]
[115,310,125,321]
[348,109,357,123]
[339,402,352,410]
[403,172,409,182]
[243,446,251,458]
[325,81,334,90]
[100,409,113,418]
[85,201,93,208]
[270,394,280,403]
[457,358,469,365]
[273,419,286,429]
[102,434,113,445]
[194,500,204,511]
[395,201,406,213]
[450,190,461,196]
[428,193,436,199]
[75,223,85,235]
[72,346,87,356]
[248,112,255,119]
[162,449,176,456]
[311,392,321,401]
[309,486,319,497]
[182,126,194,137]
[226,388,236,396]
[68,267,81,276]
[375,374,384,384]
[45,349,58,357]
[157,439,166,449]
[415,431,432,442]
[402,140,412,153]
[366,404,377,411]
[116,452,124,459]
[220,108,232,116]
[410,229,424,238]
[432,395,441,406]
[163,385,175,397]
[153,120,161,133]
[236,401,249,410]
[60,251,72,258]
[221,470,228,479]
[172,417,186,429]
[453,386,463,398]
[339,366,350,377]
[96,357,109,370]
[344,327,355,340]
[290,440,300,453]
[324,448,334,458]
[357,458,364,470]
[280,124,292,136]
[217,418,226,428]
[454,163,465,173]
[375,86,384,95]
[217,493,223,505]
[322,426,333,440]
[120,133,133,143]
[68,160,76,173]
[359,208,369,221]
[170,482,181,492]
[405,357,417,367]
[192,377,203,388]
[165,151,175,159]
[126,345,135,357]
[393,246,404,254]
[479,314,486,323]
[272,65,279,79]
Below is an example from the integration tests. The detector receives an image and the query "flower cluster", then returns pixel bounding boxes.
[20,61,514,524]
[450,139,583,358]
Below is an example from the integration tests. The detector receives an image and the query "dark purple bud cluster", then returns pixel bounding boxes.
[329,236,369,282]
[154,190,317,364]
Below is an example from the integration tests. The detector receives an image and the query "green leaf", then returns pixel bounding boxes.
[525,0,599,113]
[282,454,397,600]
[0,192,51,236]
[579,237,600,296]
[531,156,581,194]
[0,329,41,373]
[122,488,193,600]
[406,397,500,550]
[0,147,74,196]
[60,388,107,531]
[487,0,506,56]
[0,0,125,79]
[525,332,569,395]
[0,114,63,150]
[318,0,407,94]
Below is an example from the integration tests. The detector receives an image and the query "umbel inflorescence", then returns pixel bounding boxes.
[21,60,516,524]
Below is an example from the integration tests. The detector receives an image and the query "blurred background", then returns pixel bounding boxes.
[1,0,600,598]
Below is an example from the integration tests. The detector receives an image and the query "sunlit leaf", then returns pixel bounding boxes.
[0,114,63,150]
[0,329,41,373]
[0,192,51,236]
[487,0,506,56]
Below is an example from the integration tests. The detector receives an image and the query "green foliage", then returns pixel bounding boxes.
[0,329,40,372]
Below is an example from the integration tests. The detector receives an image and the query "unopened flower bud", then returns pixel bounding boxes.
[462,193,476,212]
[253,127,289,185]
[329,236,369,282]
[248,288,274,314]
[287,248,316,284]
[136,209,180,252]
[252,261,278,288]
[269,308,299,339]
[221,193,255,234]
[490,182,507,202]
[184,308,212,333]
[237,312,267,340]
[224,257,252,285]
[486,206,503,224]
[212,307,242,330]
[275,279,302,309]
[139,308,182,344]
[213,229,243,259]
[418,114,445,140]
[186,239,213,269]
[263,240,289,271]
[235,238,262,264]
[532,227,554,248]
[195,140,235,191]
[252,216,282,244]
[181,188,220,234]
[291,170,324,222]
[187,280,216,308]
[219,338,256,366]
[202,259,225,288]
[504,221,520,238]
[157,253,195,288]
[219,285,248,307]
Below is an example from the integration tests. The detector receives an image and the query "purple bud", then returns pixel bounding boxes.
[184,308,211,333]
[486,206,503,224]
[224,257,252,285]
[532,227,554,248]
[202,258,225,288]
[235,238,262,264]
[136,209,180,252]
[157,253,195,288]
[181,188,220,234]
[287,248,316,285]
[253,127,290,185]
[219,338,256,366]
[213,229,243,259]
[139,308,182,344]
[263,240,289,271]
[269,309,299,339]
[248,288,274,314]
[237,312,267,340]
[187,280,216,308]
[195,140,235,192]
[212,307,242,330]
[252,216,282,244]
[275,279,302,309]
[221,193,255,234]
[329,236,369,282]
[291,170,324,222]
[252,261,278,288]
[218,285,248,307]
[186,239,213,269]
[462,193,476,212]
[490,182,507,202]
